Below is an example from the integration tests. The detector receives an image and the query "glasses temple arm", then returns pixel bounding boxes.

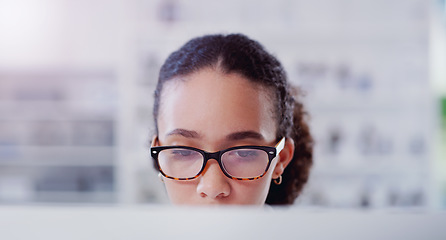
[275,137,286,155]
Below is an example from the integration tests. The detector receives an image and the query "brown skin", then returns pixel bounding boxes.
[152,68,294,205]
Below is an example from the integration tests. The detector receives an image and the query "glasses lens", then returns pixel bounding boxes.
[221,148,269,178]
[158,148,203,178]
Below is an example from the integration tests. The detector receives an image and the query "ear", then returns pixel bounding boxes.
[150,135,159,147]
[272,138,294,179]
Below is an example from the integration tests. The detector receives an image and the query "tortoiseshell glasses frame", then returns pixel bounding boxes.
[151,137,285,181]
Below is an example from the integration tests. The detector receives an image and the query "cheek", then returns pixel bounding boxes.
[234,159,278,204]
[230,175,273,204]
[163,179,198,204]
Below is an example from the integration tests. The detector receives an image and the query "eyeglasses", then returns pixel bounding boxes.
[151,137,285,181]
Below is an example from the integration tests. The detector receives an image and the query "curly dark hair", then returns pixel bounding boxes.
[153,33,313,205]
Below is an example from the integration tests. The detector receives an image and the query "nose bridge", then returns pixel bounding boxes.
[197,151,230,199]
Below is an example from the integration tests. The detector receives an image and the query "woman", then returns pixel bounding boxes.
[150,33,313,205]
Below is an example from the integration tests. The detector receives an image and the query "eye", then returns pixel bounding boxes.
[171,149,195,157]
[234,150,258,158]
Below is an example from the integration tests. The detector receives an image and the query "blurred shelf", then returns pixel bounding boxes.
[304,95,432,113]
[0,146,115,167]
[0,161,115,167]
[311,165,429,178]
[0,102,116,121]
[32,191,116,203]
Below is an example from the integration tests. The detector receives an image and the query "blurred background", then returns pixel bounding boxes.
[0,0,445,210]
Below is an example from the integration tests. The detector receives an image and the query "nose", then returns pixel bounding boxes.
[196,160,231,200]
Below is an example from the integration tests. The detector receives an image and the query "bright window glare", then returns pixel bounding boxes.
[0,0,60,66]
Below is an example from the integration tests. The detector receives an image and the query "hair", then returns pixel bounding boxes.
[153,33,313,205]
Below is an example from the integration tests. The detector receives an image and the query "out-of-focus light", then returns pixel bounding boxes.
[0,0,61,66]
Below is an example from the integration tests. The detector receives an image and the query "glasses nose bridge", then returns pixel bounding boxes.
[204,151,222,163]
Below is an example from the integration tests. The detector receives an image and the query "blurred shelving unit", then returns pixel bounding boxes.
[0,70,117,203]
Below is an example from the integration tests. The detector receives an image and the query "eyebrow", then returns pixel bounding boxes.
[166,128,202,138]
[226,131,264,141]
[165,129,264,141]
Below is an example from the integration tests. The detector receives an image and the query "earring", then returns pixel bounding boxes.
[158,173,164,183]
[273,175,282,185]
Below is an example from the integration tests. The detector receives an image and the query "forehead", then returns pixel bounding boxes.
[157,68,277,142]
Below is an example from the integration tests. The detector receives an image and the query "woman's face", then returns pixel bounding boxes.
[154,68,288,205]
